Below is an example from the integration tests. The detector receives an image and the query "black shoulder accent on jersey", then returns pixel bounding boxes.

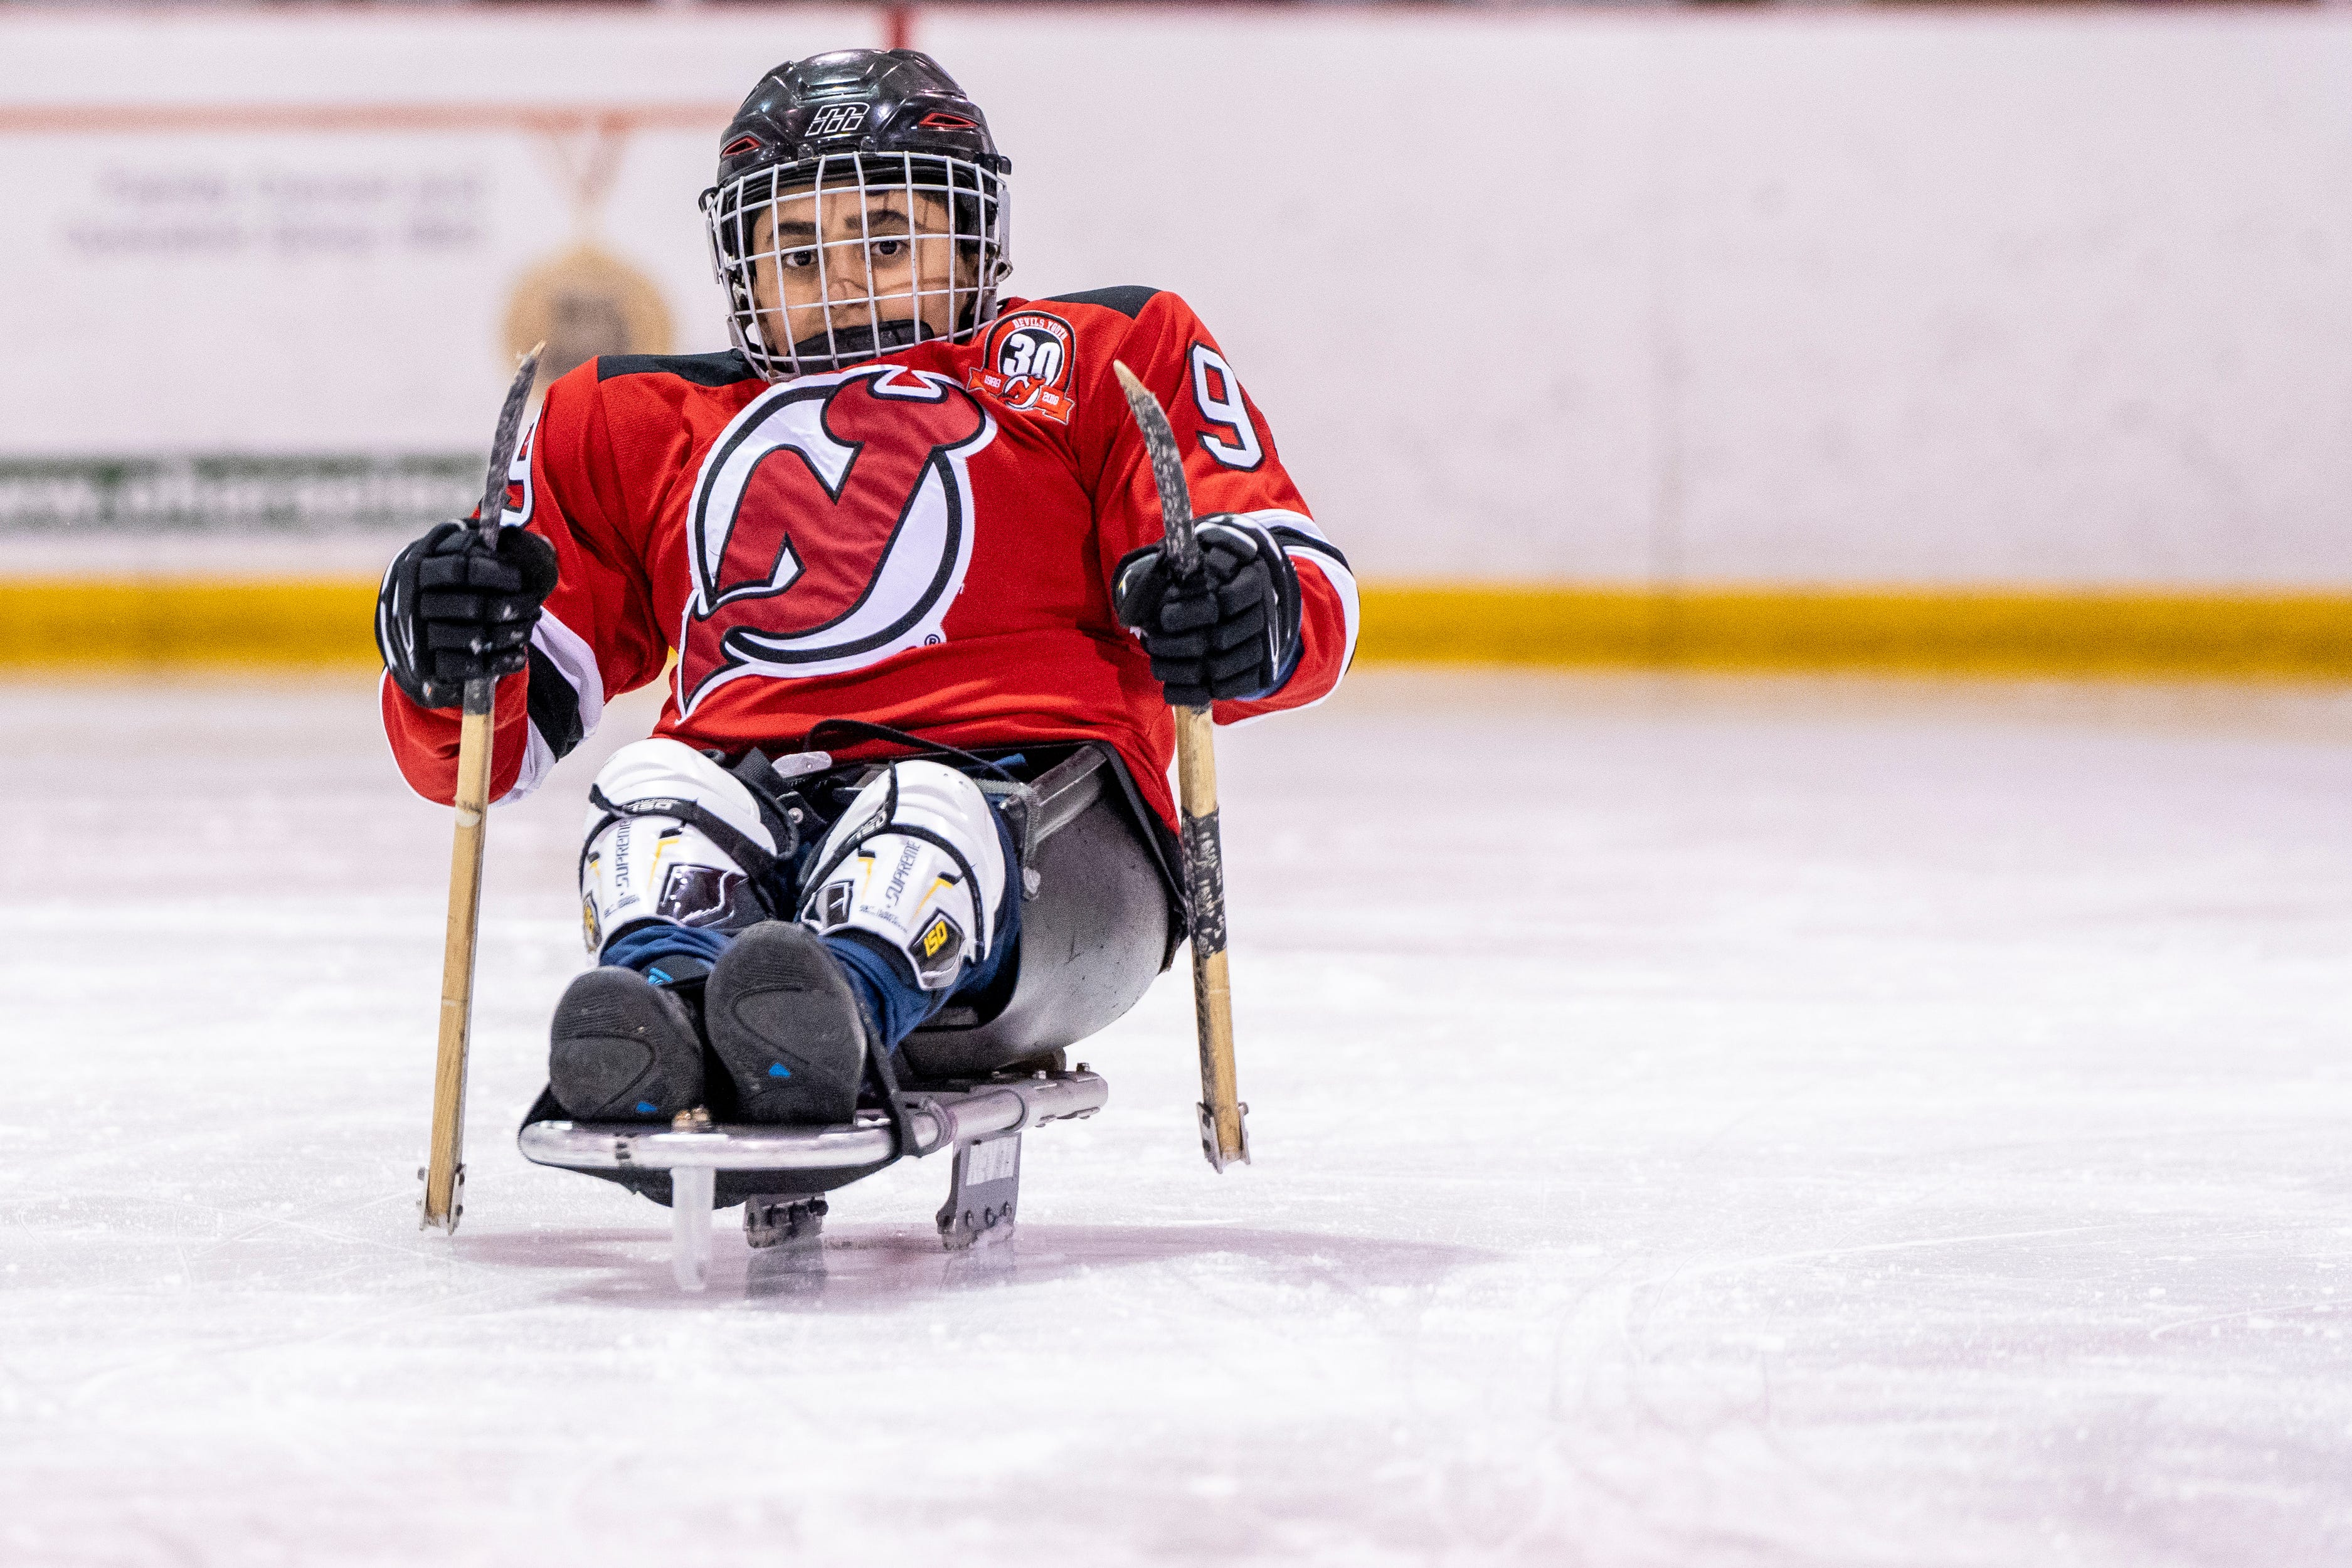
[1042,285,1162,320]
[524,645,586,764]
[1268,524,1352,576]
[595,351,760,387]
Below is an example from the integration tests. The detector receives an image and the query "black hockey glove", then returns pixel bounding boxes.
[375,520,559,710]
[1113,515,1301,708]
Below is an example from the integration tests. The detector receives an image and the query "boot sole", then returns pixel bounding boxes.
[705,922,867,1125]
[548,967,704,1120]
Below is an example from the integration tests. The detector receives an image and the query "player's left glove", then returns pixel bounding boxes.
[375,519,560,710]
[1113,515,1301,708]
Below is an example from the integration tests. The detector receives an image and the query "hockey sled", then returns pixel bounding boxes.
[514,741,1175,1291]
[519,1064,1106,1290]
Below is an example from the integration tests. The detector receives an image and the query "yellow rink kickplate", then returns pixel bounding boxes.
[4,576,2350,679]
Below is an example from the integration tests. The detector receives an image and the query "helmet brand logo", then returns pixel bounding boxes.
[918,112,978,131]
[805,103,871,138]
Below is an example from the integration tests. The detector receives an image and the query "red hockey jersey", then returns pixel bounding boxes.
[381,286,1359,829]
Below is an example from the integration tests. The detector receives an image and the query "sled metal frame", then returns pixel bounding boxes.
[517,1067,1107,1289]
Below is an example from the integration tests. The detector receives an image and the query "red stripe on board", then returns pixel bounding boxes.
[0,103,735,136]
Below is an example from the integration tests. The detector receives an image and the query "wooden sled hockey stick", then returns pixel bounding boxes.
[420,345,543,1233]
[1111,361,1251,1173]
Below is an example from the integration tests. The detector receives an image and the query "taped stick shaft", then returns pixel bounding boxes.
[422,681,494,1229]
[1175,704,1246,1168]
[1113,358,1249,1171]
[418,343,541,1233]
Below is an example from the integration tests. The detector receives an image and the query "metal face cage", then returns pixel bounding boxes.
[701,151,1012,383]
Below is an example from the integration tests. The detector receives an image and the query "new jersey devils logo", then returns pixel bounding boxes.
[678,365,995,714]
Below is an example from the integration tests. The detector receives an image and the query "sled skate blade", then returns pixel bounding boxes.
[937,1132,1021,1251]
[744,1194,829,1296]
[744,1192,829,1249]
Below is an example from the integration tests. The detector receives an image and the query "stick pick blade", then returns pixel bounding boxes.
[1111,359,1199,577]
[475,341,545,546]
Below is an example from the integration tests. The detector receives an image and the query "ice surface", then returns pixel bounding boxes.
[3,669,2348,1567]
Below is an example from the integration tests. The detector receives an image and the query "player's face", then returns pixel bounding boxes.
[746,186,967,354]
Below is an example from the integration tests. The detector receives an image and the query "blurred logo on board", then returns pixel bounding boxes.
[503,243,674,393]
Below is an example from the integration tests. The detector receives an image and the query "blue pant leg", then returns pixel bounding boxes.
[598,922,733,986]
[822,802,1024,1056]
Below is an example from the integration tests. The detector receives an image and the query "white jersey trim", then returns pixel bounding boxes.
[532,608,606,738]
[1220,507,1357,727]
[501,720,556,806]
[492,608,603,807]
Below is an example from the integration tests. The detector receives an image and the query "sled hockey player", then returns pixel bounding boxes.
[374,49,1358,1153]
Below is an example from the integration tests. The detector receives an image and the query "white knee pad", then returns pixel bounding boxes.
[580,738,780,951]
[798,760,1008,992]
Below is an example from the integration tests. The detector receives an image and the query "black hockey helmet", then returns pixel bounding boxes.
[701,50,1013,381]
[712,49,1010,189]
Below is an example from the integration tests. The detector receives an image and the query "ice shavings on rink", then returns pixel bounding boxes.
[3,670,2349,1567]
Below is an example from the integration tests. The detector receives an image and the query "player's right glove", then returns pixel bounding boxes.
[375,519,559,710]
[1112,515,1302,708]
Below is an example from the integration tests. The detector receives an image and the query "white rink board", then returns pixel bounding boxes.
[2,669,2349,1565]
[3,9,2350,584]
[0,9,878,456]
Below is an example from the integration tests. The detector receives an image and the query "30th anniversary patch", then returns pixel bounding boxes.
[966,309,1078,424]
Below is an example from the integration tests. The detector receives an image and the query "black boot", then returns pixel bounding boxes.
[704,922,869,1125]
[548,967,704,1120]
